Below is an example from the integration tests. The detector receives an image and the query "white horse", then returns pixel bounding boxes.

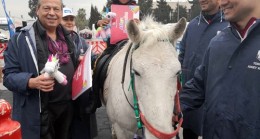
[103,17,186,139]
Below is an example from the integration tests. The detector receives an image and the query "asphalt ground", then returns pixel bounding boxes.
[0,86,113,139]
[0,84,203,139]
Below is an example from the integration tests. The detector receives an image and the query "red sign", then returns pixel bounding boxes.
[110,5,139,44]
[72,45,92,100]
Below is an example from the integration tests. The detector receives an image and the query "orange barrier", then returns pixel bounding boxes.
[86,39,107,55]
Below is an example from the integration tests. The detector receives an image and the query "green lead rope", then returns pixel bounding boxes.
[129,71,143,129]
[178,71,183,87]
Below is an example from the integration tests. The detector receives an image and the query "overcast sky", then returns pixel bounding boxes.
[0,0,186,20]
[0,0,108,20]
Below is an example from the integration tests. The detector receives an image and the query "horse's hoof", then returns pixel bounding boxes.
[112,133,117,139]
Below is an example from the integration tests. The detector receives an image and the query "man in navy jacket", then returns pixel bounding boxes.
[180,0,260,138]
[178,0,228,138]
[3,0,81,138]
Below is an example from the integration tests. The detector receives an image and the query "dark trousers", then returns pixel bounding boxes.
[71,113,98,139]
[41,101,73,139]
[71,114,91,139]
[183,128,198,139]
[70,92,98,139]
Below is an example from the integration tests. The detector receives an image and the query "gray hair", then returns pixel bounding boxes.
[37,0,63,8]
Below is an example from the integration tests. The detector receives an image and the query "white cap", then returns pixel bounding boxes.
[63,7,75,17]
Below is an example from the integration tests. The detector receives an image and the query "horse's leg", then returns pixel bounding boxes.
[113,123,134,139]
[111,124,117,139]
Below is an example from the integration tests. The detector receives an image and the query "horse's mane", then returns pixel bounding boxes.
[139,16,162,29]
[138,16,169,41]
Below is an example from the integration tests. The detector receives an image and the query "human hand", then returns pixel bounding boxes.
[133,18,140,24]
[78,55,84,61]
[97,19,110,27]
[28,74,55,92]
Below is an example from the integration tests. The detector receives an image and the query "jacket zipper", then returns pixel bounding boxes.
[25,36,41,113]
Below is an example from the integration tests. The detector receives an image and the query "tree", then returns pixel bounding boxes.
[88,5,101,29]
[138,0,153,17]
[153,0,173,24]
[28,0,38,19]
[75,8,88,30]
[173,4,188,22]
[190,1,200,20]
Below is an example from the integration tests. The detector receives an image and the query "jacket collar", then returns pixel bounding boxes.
[197,10,224,25]
[35,20,46,37]
[228,19,260,41]
[33,20,71,38]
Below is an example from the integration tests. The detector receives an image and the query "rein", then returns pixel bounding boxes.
[121,43,143,130]
[120,43,183,139]
[138,77,183,139]
[121,43,135,110]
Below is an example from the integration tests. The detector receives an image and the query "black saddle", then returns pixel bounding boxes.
[87,39,128,113]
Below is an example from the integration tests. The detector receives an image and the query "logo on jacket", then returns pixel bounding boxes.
[247,50,260,70]
[257,50,260,61]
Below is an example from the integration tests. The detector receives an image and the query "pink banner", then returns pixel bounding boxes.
[110,5,139,44]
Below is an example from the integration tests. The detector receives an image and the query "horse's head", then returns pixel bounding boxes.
[126,17,186,138]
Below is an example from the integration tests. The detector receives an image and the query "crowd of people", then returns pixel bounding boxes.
[180,0,260,138]
[2,0,260,138]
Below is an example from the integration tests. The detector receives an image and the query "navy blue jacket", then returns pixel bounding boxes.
[180,19,260,139]
[71,31,97,66]
[179,11,228,82]
[178,11,228,135]
[3,21,79,139]
[72,31,88,56]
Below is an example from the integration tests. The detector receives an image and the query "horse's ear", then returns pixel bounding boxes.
[127,20,141,44]
[170,17,186,42]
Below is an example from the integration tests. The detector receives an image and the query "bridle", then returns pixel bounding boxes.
[121,43,183,139]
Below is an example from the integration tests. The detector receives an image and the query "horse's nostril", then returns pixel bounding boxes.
[133,69,141,76]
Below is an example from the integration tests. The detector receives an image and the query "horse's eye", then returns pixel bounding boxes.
[133,69,141,76]
[175,70,181,76]
[173,70,181,78]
